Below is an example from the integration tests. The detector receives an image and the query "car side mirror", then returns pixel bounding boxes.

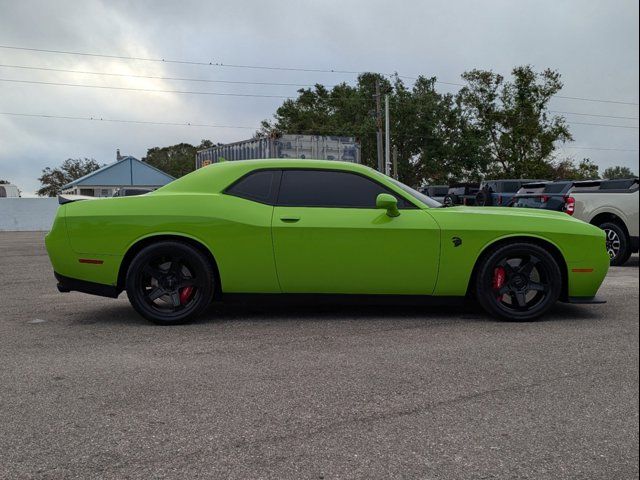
[376,193,400,217]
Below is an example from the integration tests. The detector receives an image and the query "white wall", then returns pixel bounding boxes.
[0,198,59,231]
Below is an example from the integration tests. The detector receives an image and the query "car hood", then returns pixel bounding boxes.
[438,206,584,223]
[441,205,580,222]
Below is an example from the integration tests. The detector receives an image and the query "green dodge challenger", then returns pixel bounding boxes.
[46,159,609,324]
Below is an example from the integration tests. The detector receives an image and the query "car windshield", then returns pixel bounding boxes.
[386,176,443,208]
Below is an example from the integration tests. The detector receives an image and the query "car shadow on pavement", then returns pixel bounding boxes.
[68,295,602,327]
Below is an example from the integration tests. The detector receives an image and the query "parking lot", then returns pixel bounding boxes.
[1,231,638,479]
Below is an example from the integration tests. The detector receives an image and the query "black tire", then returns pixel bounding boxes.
[125,241,215,325]
[599,222,631,266]
[475,242,562,321]
[443,194,458,207]
[475,189,493,206]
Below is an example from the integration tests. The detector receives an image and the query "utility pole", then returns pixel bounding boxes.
[375,80,384,173]
[384,94,391,176]
[392,145,398,179]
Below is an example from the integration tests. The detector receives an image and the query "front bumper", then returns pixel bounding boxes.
[563,295,607,304]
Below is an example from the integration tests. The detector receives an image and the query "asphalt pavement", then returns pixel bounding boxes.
[1,231,638,479]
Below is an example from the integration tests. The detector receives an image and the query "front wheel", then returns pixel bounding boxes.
[599,222,631,266]
[474,243,562,321]
[125,241,215,325]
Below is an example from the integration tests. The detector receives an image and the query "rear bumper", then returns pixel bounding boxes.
[55,272,121,298]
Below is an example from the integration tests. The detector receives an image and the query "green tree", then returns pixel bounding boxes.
[261,73,386,173]
[37,158,102,197]
[143,140,216,178]
[552,158,599,180]
[602,165,636,179]
[261,73,486,186]
[456,66,572,179]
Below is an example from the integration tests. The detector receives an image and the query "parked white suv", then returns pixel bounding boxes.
[571,178,639,265]
[511,178,638,265]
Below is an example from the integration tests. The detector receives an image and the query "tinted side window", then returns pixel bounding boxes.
[501,181,521,193]
[544,182,571,193]
[226,170,276,204]
[277,170,411,208]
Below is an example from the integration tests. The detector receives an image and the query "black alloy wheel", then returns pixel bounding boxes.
[126,241,215,324]
[599,222,631,266]
[475,242,562,321]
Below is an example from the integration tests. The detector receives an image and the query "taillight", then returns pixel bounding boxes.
[541,195,549,203]
[564,196,575,215]
[497,194,502,205]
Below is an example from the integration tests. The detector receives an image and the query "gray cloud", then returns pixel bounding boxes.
[0,0,638,194]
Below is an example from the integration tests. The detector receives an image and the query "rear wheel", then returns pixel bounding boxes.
[475,189,493,206]
[443,194,457,207]
[475,243,562,321]
[125,241,215,325]
[599,222,631,266]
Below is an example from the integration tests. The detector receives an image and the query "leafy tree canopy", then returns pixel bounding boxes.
[457,66,572,180]
[37,158,102,197]
[143,139,216,178]
[262,65,573,186]
[602,165,636,179]
[551,158,599,180]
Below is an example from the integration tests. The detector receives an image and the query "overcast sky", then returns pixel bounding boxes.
[0,0,638,195]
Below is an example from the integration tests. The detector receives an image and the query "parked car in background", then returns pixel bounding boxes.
[475,179,546,206]
[418,185,448,203]
[442,183,480,206]
[510,181,575,213]
[572,178,639,265]
[113,187,154,197]
[511,178,639,265]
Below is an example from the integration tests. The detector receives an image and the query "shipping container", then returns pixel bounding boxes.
[195,134,360,168]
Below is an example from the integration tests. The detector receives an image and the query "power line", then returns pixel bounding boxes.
[566,121,638,129]
[3,78,640,130]
[553,95,639,106]
[2,44,637,105]
[2,112,639,150]
[3,64,637,121]
[549,110,639,120]
[0,112,256,129]
[0,44,380,75]
[561,145,639,152]
[0,78,292,99]
[0,63,325,88]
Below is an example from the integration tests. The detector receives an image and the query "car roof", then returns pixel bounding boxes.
[157,159,382,194]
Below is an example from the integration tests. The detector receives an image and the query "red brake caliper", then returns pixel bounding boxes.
[492,266,506,301]
[179,286,195,305]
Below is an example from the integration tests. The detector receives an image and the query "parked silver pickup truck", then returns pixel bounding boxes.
[511,178,639,265]
[572,179,639,265]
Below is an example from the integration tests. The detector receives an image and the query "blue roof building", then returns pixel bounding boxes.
[61,151,175,197]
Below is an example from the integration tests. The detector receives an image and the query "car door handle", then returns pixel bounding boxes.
[280,217,300,223]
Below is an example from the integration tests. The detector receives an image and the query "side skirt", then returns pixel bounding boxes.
[217,293,466,308]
